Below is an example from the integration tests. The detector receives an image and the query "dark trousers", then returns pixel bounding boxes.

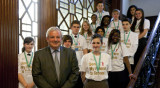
[108,70,126,88]
[134,38,147,70]
[74,74,83,88]
[84,79,109,88]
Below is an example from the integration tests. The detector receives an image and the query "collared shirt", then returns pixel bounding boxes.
[50,47,61,64]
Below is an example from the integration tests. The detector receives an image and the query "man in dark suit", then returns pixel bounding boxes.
[32,27,79,88]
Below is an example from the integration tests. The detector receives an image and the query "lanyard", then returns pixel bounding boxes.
[98,12,102,21]
[111,44,118,59]
[113,20,119,29]
[124,31,131,44]
[104,27,109,37]
[24,52,33,67]
[91,23,96,32]
[135,22,140,30]
[92,52,101,72]
[83,33,87,39]
[71,34,79,45]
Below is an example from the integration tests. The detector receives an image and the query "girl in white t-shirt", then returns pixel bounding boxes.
[80,21,94,48]
[80,34,112,88]
[100,15,113,38]
[18,37,37,88]
[107,29,134,88]
[88,26,108,53]
[131,8,150,69]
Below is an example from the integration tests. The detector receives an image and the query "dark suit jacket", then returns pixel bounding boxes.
[32,46,79,88]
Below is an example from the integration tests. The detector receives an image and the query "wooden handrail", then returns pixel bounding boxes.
[127,12,160,88]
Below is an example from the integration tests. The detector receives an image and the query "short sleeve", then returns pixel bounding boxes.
[144,19,150,30]
[80,55,87,72]
[18,54,22,73]
[107,55,112,71]
[82,36,88,49]
[121,43,130,57]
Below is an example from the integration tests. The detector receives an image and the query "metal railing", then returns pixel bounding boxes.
[127,12,160,88]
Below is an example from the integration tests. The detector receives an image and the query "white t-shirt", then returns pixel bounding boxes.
[94,11,110,24]
[90,23,100,32]
[121,31,138,64]
[18,51,36,88]
[71,34,88,67]
[134,19,150,38]
[107,43,130,71]
[83,32,94,47]
[110,20,123,33]
[80,52,112,81]
[88,38,108,53]
[104,27,113,38]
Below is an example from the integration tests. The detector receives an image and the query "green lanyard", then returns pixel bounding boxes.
[111,44,118,59]
[135,22,140,30]
[98,12,102,22]
[24,52,33,67]
[92,52,101,72]
[91,23,97,32]
[104,27,109,37]
[113,20,119,29]
[83,33,87,39]
[124,31,131,44]
[71,34,79,45]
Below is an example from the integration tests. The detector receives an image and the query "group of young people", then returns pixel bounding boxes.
[18,1,150,88]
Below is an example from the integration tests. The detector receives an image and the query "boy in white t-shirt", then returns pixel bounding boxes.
[94,1,110,24]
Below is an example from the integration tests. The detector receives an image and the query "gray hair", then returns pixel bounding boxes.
[46,27,62,38]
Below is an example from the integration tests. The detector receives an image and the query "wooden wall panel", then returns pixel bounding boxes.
[0,0,19,88]
[38,0,57,49]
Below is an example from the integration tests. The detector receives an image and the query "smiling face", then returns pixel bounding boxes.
[97,3,104,12]
[97,29,104,37]
[47,30,61,50]
[122,21,131,32]
[130,7,136,16]
[112,32,120,44]
[71,24,80,35]
[91,15,97,23]
[24,41,34,53]
[63,40,72,48]
[112,12,119,20]
[103,17,110,26]
[83,22,90,32]
[135,10,143,20]
[92,38,102,52]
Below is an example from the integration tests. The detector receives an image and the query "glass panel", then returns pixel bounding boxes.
[83,8,87,18]
[22,32,32,39]
[19,35,23,54]
[22,24,31,31]
[60,0,68,3]
[60,2,68,9]
[56,0,59,9]
[34,37,38,52]
[88,6,93,13]
[19,0,25,18]
[32,22,38,36]
[23,0,31,7]
[76,13,82,21]
[22,13,31,24]
[87,0,90,8]
[76,8,82,14]
[76,0,82,9]
[74,15,77,21]
[35,3,38,22]
[60,8,68,17]
[74,0,77,3]
[70,0,74,3]
[61,31,68,35]
[60,22,68,31]
[65,14,70,27]
[88,17,91,23]
[33,0,38,2]
[58,11,63,25]
[28,2,34,21]
[91,0,94,10]
[70,3,74,14]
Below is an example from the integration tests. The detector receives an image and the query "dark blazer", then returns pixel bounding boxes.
[32,46,79,88]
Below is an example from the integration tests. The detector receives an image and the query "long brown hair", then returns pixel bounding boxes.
[80,21,93,37]
[131,8,145,34]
